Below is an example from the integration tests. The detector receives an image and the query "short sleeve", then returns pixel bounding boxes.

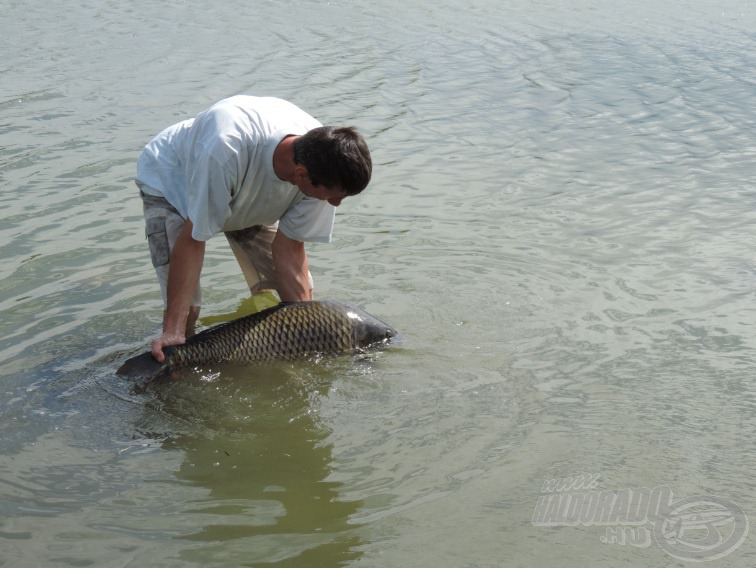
[278,197,336,243]
[184,109,241,241]
[186,151,236,241]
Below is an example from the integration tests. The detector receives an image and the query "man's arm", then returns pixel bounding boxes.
[271,229,312,302]
[152,219,206,362]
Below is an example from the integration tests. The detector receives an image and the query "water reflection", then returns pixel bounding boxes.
[146,364,364,566]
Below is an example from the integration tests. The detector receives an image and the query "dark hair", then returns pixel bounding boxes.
[293,126,372,196]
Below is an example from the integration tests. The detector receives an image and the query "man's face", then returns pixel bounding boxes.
[296,170,347,206]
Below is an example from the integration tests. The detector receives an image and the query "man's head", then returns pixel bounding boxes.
[293,126,372,198]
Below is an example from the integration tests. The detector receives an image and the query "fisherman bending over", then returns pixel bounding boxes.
[135,96,372,363]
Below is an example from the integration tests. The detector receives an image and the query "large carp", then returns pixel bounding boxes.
[117,300,397,381]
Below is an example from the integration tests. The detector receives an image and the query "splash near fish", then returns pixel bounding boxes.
[117,300,397,382]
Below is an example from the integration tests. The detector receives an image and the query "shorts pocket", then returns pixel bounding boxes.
[145,216,171,268]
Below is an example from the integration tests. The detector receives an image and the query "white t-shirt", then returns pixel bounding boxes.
[136,96,335,243]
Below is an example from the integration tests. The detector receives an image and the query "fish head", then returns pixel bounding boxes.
[343,306,397,347]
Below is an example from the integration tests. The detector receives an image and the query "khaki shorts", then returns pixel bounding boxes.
[139,186,312,308]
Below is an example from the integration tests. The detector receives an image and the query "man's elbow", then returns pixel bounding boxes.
[272,229,305,254]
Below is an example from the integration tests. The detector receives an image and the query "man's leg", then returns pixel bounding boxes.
[225,223,313,307]
[140,189,202,336]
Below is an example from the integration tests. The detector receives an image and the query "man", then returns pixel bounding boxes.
[135,95,372,363]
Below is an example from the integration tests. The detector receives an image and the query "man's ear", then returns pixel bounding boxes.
[293,164,310,185]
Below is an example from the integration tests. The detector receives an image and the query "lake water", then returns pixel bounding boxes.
[2,0,755,565]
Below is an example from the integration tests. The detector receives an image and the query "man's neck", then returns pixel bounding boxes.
[272,135,298,183]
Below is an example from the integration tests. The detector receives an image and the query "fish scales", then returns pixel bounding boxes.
[175,302,344,366]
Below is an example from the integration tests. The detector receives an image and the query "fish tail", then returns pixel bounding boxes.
[116,351,165,382]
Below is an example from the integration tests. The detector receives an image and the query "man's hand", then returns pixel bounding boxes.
[151,331,186,363]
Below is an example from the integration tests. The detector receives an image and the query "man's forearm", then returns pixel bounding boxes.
[272,230,312,302]
[164,220,206,335]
